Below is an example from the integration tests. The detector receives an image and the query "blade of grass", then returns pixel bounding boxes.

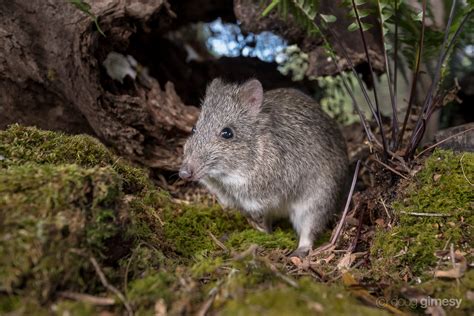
[397,0,426,152]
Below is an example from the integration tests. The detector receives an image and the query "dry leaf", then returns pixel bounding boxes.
[375,218,385,227]
[290,256,303,266]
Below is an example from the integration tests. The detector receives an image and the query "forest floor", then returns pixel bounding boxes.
[0,125,472,315]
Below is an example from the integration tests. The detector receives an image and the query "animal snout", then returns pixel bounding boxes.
[179,163,195,180]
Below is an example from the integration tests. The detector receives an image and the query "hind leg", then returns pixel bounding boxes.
[289,199,329,258]
[288,212,315,257]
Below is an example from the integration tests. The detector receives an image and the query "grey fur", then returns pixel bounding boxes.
[180,78,349,256]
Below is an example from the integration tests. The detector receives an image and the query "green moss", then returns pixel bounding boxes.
[127,272,176,315]
[0,163,123,298]
[0,295,50,315]
[220,277,388,316]
[0,124,150,193]
[226,228,296,250]
[0,125,170,311]
[162,204,249,258]
[371,150,473,278]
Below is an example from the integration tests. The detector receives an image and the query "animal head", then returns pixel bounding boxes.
[179,78,264,182]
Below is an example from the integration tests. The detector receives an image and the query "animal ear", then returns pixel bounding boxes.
[207,78,224,93]
[238,79,263,115]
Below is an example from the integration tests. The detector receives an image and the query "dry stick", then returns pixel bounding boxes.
[380,198,392,227]
[90,256,134,316]
[407,9,474,157]
[196,292,217,316]
[208,231,229,252]
[59,291,116,306]
[376,0,399,147]
[414,126,474,159]
[351,0,389,159]
[330,160,361,246]
[372,158,409,180]
[399,211,451,217]
[398,0,427,149]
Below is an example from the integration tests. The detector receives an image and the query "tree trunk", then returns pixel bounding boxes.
[0,0,198,171]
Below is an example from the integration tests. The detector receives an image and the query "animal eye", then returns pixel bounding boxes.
[220,127,233,139]
[191,125,196,134]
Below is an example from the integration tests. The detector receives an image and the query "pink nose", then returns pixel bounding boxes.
[179,166,193,180]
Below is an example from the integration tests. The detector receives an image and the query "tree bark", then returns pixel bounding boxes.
[0,0,198,171]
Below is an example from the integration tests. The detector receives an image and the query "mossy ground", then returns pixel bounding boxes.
[1,125,471,315]
[370,149,473,314]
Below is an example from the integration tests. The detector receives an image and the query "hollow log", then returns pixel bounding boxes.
[0,0,198,171]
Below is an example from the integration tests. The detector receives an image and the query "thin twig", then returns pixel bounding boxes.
[233,244,258,260]
[331,160,362,245]
[196,292,217,316]
[260,256,299,288]
[398,0,427,149]
[414,126,474,159]
[380,198,392,227]
[372,158,409,180]
[309,162,361,256]
[59,291,115,306]
[460,153,474,186]
[399,211,451,217]
[351,0,389,159]
[90,256,134,316]
[208,231,229,252]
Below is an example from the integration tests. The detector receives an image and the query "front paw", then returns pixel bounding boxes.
[246,217,272,233]
[288,247,310,258]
